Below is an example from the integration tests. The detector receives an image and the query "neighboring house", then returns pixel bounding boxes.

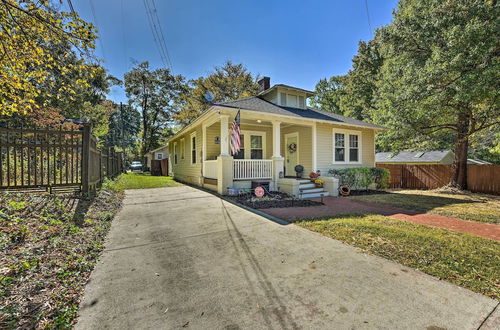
[376,150,492,165]
[145,145,169,169]
[168,77,385,197]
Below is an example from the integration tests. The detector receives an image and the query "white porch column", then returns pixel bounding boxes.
[271,120,284,191]
[312,123,317,172]
[220,115,229,156]
[272,121,281,157]
[202,124,207,161]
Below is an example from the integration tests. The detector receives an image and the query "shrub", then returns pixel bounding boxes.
[328,167,390,190]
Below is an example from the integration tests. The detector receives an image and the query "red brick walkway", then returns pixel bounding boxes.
[260,197,500,241]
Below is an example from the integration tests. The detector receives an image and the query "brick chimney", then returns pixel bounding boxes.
[258,77,270,93]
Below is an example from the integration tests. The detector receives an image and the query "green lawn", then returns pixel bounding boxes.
[105,172,181,191]
[349,190,500,224]
[295,214,500,299]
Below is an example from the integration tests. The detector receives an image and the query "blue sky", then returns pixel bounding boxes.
[69,0,398,103]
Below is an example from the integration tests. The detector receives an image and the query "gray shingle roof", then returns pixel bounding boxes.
[376,150,451,163]
[215,96,384,130]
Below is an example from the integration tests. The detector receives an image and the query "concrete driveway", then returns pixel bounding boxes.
[76,185,499,330]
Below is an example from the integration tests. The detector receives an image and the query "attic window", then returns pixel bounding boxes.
[280,92,286,106]
[299,96,305,108]
[414,152,425,158]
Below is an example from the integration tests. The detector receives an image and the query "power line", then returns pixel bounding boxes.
[150,0,174,72]
[67,0,75,14]
[364,0,373,34]
[89,0,106,61]
[142,0,174,73]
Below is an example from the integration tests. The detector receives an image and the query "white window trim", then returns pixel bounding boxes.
[239,130,267,159]
[156,153,164,160]
[190,132,197,165]
[332,128,362,164]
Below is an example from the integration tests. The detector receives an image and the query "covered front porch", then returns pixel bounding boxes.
[201,110,315,195]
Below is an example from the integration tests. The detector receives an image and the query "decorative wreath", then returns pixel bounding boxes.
[288,143,297,153]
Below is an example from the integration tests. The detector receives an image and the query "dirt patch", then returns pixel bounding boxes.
[228,192,323,209]
[0,188,123,328]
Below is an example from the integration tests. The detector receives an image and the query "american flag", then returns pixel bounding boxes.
[230,110,241,156]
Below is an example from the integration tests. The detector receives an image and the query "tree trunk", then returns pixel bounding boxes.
[450,111,469,189]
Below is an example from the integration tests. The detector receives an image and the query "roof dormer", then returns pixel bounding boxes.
[257,77,313,109]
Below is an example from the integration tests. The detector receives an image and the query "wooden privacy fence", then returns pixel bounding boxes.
[377,164,500,195]
[0,125,124,194]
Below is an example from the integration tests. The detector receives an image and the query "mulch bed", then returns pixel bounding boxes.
[0,188,123,329]
[229,192,323,209]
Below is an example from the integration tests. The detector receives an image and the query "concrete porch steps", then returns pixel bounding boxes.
[301,191,329,199]
[298,179,329,199]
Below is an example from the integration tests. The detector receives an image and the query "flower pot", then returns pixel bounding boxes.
[315,183,323,188]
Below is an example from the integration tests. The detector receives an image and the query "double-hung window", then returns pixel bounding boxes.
[191,133,197,164]
[250,135,263,159]
[334,133,345,162]
[333,129,361,164]
[180,139,185,159]
[174,143,178,164]
[234,134,245,159]
[349,135,359,162]
[234,131,266,159]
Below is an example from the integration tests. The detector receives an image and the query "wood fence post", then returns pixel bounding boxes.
[81,124,91,193]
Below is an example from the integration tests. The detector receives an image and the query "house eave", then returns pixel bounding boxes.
[215,105,386,131]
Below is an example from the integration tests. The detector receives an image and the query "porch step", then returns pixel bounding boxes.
[299,187,324,193]
[300,191,329,199]
[296,179,311,184]
[298,183,315,189]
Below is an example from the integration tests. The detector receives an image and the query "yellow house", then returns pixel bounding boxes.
[167,77,385,198]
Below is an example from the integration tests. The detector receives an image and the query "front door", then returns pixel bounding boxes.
[285,133,298,176]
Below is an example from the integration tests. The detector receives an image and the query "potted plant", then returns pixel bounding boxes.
[309,172,320,181]
[294,165,304,178]
[314,178,324,188]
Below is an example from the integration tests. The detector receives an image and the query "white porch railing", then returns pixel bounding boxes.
[203,160,218,179]
[233,159,273,180]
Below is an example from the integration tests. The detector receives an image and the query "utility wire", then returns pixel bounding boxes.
[364,0,373,34]
[89,0,106,61]
[142,0,174,73]
[67,0,75,14]
[150,0,174,72]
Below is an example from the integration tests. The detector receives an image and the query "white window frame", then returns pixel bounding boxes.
[190,132,197,165]
[239,130,266,159]
[156,152,164,160]
[180,138,185,159]
[332,128,362,164]
[280,92,287,106]
[298,95,305,108]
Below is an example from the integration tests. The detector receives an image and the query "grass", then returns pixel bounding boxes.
[349,189,500,224]
[0,187,123,328]
[106,172,181,191]
[294,214,500,299]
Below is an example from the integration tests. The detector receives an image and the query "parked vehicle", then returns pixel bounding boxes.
[129,161,143,172]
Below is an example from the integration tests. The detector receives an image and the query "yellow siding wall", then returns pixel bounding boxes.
[316,123,375,174]
[281,125,312,175]
[206,122,220,160]
[169,125,203,185]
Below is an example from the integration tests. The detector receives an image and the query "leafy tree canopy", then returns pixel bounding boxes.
[124,61,185,156]
[175,61,259,125]
[373,0,499,186]
[0,0,101,115]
